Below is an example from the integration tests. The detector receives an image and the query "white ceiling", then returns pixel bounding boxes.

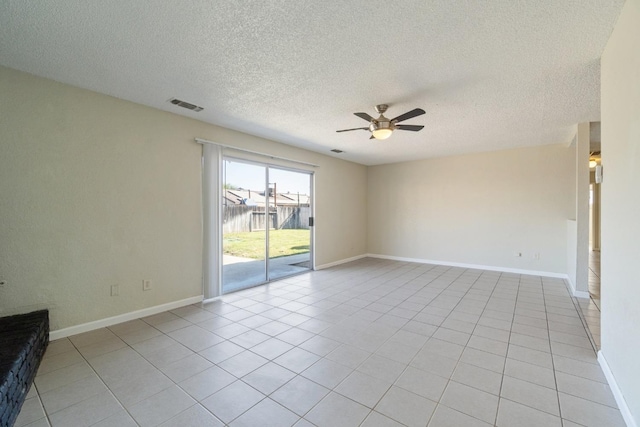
[0,1,624,165]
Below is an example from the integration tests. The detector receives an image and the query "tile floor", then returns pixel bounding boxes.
[15,258,624,427]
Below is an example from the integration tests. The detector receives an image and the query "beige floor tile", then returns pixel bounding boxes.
[217,349,267,377]
[229,398,299,427]
[468,335,509,356]
[198,340,244,363]
[19,259,625,427]
[388,329,431,348]
[92,409,138,427]
[552,355,606,383]
[428,405,492,427]
[14,397,46,427]
[159,404,223,426]
[452,362,503,395]
[325,344,371,369]
[118,325,163,345]
[142,341,194,368]
[411,349,458,378]
[500,376,560,415]
[335,370,392,408]
[229,329,271,348]
[35,361,95,394]
[48,391,122,427]
[273,347,321,374]
[242,362,296,395]
[422,338,465,359]
[549,330,593,349]
[550,341,597,363]
[301,357,352,389]
[68,328,118,348]
[76,336,127,359]
[473,325,510,343]
[196,316,234,332]
[375,340,419,364]
[496,398,562,427]
[507,343,553,369]
[459,347,506,373]
[432,327,471,346]
[361,411,405,426]
[504,358,556,389]
[128,385,196,427]
[201,380,265,424]
[160,353,213,382]
[40,374,107,414]
[375,386,437,427]
[37,349,84,376]
[511,322,549,340]
[271,375,330,416]
[357,354,406,383]
[305,391,370,427]
[509,332,551,353]
[179,365,236,400]
[394,366,448,402]
[559,392,626,427]
[168,325,225,352]
[298,335,341,356]
[42,338,75,357]
[556,372,617,408]
[440,381,499,424]
[131,334,177,356]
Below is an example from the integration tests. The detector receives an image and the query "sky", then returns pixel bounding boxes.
[224,160,311,195]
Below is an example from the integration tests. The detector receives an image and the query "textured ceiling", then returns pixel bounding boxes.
[0,1,624,165]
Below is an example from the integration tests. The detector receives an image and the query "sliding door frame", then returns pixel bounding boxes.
[222,155,315,293]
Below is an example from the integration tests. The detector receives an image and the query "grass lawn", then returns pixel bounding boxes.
[223,229,310,259]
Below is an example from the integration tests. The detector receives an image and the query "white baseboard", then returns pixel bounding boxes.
[366,253,570,279]
[566,275,591,298]
[49,295,203,340]
[598,351,637,427]
[315,254,368,270]
[573,289,591,298]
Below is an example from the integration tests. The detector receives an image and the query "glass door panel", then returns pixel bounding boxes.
[222,160,267,293]
[267,167,312,281]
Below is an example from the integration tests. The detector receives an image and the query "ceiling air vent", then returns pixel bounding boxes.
[169,98,204,112]
[331,149,344,153]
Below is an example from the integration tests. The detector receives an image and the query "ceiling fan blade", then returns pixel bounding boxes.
[391,108,426,123]
[336,127,369,133]
[354,112,375,122]
[396,124,424,132]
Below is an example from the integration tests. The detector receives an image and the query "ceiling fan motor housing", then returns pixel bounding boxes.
[369,119,395,133]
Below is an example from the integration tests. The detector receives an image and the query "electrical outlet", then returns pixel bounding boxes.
[143,280,152,291]
[110,284,119,296]
[515,252,522,257]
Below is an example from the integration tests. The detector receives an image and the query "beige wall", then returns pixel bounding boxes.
[601,0,640,422]
[0,66,368,330]
[367,144,575,274]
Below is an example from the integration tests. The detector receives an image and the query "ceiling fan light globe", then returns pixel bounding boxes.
[372,128,393,140]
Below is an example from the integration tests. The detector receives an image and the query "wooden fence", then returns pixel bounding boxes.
[223,205,310,233]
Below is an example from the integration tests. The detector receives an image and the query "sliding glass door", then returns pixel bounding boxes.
[267,167,312,281]
[222,158,312,293]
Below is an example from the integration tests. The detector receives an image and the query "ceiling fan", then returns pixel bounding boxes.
[336,104,425,140]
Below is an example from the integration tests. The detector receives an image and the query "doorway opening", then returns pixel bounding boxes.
[578,122,601,348]
[221,158,313,294]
